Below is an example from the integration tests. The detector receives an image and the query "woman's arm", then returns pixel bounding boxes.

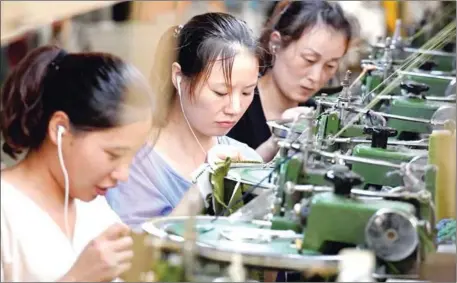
[255,136,278,162]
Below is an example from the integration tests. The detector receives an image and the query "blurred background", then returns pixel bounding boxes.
[0,0,454,166]
[2,1,452,77]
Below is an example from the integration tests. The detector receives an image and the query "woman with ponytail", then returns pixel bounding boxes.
[1,45,153,281]
[106,12,263,229]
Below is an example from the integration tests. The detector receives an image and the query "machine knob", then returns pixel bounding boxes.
[324,168,363,196]
[400,80,430,96]
[418,60,437,71]
[363,126,398,149]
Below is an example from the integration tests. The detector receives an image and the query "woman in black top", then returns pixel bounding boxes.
[228,0,356,161]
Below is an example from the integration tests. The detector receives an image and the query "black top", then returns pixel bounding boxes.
[227,87,316,149]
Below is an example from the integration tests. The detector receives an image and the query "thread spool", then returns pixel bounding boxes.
[428,129,456,220]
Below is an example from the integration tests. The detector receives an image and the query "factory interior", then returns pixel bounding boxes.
[0,1,456,282]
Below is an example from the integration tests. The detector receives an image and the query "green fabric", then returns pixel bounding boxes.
[210,157,233,215]
[208,158,263,216]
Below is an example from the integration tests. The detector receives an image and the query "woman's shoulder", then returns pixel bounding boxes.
[0,178,30,211]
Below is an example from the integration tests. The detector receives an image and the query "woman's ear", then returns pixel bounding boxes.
[48,111,72,146]
[171,62,182,90]
[269,31,282,54]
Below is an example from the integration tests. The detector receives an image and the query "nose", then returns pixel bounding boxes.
[307,64,323,86]
[225,93,242,115]
[111,162,130,183]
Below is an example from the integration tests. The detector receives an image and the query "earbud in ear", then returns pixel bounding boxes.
[272,45,279,53]
[176,75,182,97]
[57,125,66,138]
[177,75,182,86]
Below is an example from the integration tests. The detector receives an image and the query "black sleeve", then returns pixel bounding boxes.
[227,92,271,149]
[229,89,318,149]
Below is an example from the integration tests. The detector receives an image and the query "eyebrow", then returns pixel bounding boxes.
[302,48,342,61]
[106,146,130,152]
[211,82,258,88]
[244,83,258,88]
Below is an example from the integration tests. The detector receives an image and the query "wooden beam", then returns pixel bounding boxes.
[1,1,122,46]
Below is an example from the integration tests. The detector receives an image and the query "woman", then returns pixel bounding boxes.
[228,0,356,162]
[0,45,153,282]
[106,12,262,230]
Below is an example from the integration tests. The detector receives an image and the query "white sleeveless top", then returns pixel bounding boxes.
[0,179,121,282]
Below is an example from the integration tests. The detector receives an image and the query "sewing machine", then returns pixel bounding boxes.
[370,19,456,73]
[377,81,454,139]
[267,122,436,280]
[332,68,456,139]
[295,166,435,279]
[350,126,431,191]
[362,25,456,102]
[362,61,455,99]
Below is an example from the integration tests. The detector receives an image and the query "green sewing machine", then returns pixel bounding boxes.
[350,126,427,190]
[356,70,456,139]
[363,30,455,99]
[269,147,436,280]
[378,81,455,139]
[267,102,434,192]
[370,19,456,73]
[263,147,436,279]
[298,167,435,279]
[362,63,455,99]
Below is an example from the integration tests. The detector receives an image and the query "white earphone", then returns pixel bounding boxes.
[176,75,182,97]
[57,125,66,136]
[175,74,207,155]
[56,125,72,244]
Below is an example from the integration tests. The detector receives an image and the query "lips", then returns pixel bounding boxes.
[216,121,236,128]
[301,86,315,94]
[95,186,108,196]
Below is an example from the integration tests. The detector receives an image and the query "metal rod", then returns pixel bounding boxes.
[423,96,456,102]
[380,94,456,103]
[331,137,429,148]
[310,149,428,171]
[402,47,456,58]
[375,112,434,124]
[397,70,455,80]
[293,185,427,201]
[316,101,441,125]
[294,185,332,193]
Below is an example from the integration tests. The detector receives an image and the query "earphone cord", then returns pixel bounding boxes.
[177,81,207,156]
[57,129,72,246]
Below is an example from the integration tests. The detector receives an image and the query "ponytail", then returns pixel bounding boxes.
[0,45,62,159]
[150,25,180,128]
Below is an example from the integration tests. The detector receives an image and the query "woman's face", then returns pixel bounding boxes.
[177,49,259,137]
[271,25,347,103]
[53,116,152,202]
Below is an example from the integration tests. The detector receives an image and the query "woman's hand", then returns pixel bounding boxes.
[281,106,314,120]
[207,144,245,166]
[257,106,314,162]
[60,223,133,282]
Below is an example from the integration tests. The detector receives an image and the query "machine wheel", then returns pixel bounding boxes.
[365,208,419,262]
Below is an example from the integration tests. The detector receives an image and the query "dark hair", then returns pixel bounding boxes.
[1,45,152,159]
[151,12,259,127]
[259,0,355,74]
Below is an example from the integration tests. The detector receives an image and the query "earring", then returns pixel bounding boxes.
[271,45,279,67]
[271,45,279,54]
